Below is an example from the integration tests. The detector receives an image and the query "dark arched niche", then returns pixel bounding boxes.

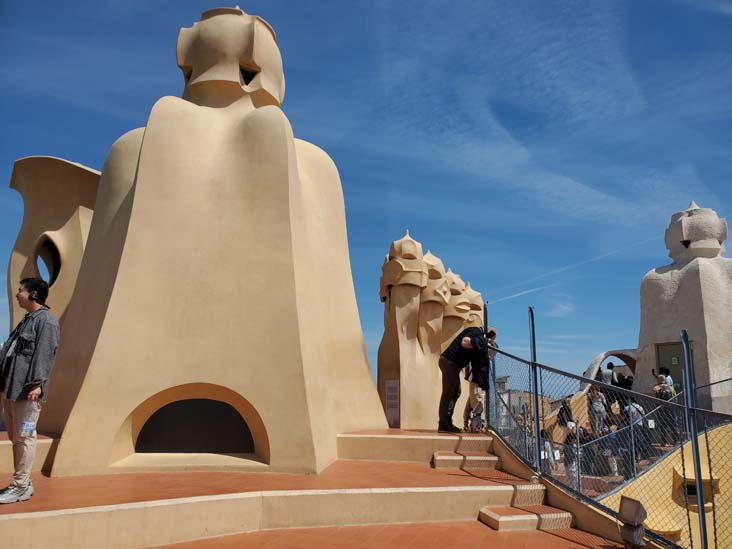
[135,398,254,454]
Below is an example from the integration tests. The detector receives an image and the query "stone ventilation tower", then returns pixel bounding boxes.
[8,7,387,477]
[636,202,732,412]
[377,231,484,428]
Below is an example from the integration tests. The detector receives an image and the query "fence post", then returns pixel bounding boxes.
[575,429,581,491]
[484,301,491,427]
[681,369,690,438]
[522,404,529,459]
[630,421,637,478]
[681,329,709,549]
[528,307,542,471]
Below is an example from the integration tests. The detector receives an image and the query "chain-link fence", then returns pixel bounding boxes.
[695,378,732,417]
[485,342,731,549]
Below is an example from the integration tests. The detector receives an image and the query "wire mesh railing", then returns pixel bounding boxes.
[485,341,731,549]
[695,377,732,416]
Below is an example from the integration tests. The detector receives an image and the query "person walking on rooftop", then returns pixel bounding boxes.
[653,374,678,445]
[587,384,607,435]
[659,367,674,389]
[0,278,59,504]
[557,398,573,439]
[563,428,580,491]
[599,362,619,414]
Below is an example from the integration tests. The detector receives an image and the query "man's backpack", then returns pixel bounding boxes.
[658,384,674,401]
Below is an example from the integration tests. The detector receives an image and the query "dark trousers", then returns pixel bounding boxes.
[439,356,462,427]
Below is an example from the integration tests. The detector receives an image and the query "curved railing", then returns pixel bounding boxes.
[485,344,732,549]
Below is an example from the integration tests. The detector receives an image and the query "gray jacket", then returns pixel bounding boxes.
[0,308,59,402]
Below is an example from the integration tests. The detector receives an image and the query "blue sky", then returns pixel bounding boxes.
[1,0,731,377]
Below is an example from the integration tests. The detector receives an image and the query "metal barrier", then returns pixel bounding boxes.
[484,322,731,549]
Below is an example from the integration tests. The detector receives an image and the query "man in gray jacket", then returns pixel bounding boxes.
[0,278,59,503]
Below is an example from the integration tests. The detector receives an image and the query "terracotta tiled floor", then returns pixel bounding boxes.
[0,430,625,548]
[157,521,624,548]
[0,459,526,515]
[343,429,487,436]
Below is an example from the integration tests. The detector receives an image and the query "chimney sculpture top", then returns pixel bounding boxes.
[421,251,450,306]
[664,202,727,261]
[177,7,285,107]
[380,230,428,300]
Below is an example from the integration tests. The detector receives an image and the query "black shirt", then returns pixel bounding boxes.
[441,327,488,368]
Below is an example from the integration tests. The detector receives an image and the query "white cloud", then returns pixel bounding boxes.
[501,345,530,354]
[537,346,604,356]
[543,298,576,319]
[285,2,659,226]
[488,284,558,305]
[544,334,598,341]
[490,236,663,297]
[674,0,732,16]
[1,28,175,123]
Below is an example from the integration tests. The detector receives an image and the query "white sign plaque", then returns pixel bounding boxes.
[385,380,400,428]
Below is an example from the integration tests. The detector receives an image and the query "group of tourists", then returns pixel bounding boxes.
[556,363,681,487]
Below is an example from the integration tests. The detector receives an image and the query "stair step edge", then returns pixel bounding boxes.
[479,505,574,531]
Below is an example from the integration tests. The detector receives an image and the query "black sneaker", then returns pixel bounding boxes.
[438,424,462,433]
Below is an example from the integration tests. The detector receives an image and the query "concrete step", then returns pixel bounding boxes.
[431,451,499,470]
[479,504,574,532]
[337,430,492,462]
[512,483,547,506]
[0,484,520,547]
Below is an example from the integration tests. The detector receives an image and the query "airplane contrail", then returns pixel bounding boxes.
[488,283,558,304]
[490,235,662,297]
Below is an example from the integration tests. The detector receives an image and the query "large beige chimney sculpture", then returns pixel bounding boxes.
[7,157,99,327]
[8,7,387,476]
[377,232,483,428]
[636,202,732,412]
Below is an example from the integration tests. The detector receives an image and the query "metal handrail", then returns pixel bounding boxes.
[491,344,728,416]
[695,376,732,392]
[487,396,682,549]
[578,405,677,451]
[577,388,686,452]
[486,328,732,549]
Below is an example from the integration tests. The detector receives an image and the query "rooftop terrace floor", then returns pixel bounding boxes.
[0,458,526,515]
[157,520,624,548]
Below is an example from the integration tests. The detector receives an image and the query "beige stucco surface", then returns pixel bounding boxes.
[7,157,99,327]
[7,7,386,476]
[600,424,729,546]
[377,232,482,429]
[636,203,732,412]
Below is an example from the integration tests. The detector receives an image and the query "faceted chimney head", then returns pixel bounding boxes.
[420,251,450,306]
[445,269,466,294]
[388,230,423,261]
[444,269,470,320]
[177,7,285,106]
[464,283,484,326]
[664,202,727,261]
[380,231,427,295]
